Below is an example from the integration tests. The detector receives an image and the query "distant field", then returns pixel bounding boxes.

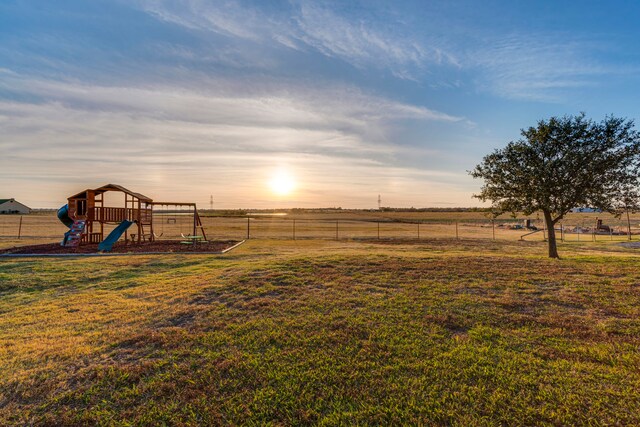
[2,210,640,249]
[1,239,640,424]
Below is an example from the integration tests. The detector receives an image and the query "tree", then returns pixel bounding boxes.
[471,114,640,258]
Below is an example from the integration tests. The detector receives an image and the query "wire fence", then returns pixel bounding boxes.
[2,214,640,243]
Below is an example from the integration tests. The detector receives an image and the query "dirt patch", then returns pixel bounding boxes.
[0,240,241,254]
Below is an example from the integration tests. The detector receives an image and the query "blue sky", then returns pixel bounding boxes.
[2,0,640,208]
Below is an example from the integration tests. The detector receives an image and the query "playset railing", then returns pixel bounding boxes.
[88,207,152,223]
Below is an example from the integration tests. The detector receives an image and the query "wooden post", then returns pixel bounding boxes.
[17,216,23,239]
[336,221,339,241]
[293,219,296,240]
[377,221,380,240]
[455,222,459,240]
[247,217,250,240]
[492,220,495,240]
[193,206,197,237]
[149,205,154,242]
[627,209,632,241]
[417,222,420,240]
[138,199,143,243]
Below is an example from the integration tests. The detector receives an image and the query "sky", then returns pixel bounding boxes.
[2,0,640,209]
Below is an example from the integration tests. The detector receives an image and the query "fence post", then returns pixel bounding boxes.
[627,210,632,241]
[492,220,495,240]
[417,222,420,240]
[455,222,459,240]
[18,216,23,239]
[377,221,380,240]
[293,219,296,240]
[247,217,250,239]
[336,220,339,241]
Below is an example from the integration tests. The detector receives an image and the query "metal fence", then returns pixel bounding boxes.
[2,214,640,243]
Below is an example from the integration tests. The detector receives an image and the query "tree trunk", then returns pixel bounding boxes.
[543,210,559,259]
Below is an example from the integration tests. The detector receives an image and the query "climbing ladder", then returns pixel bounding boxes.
[64,220,86,247]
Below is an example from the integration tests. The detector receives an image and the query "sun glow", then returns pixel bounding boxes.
[268,169,296,196]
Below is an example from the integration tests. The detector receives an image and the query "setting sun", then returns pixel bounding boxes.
[268,169,296,196]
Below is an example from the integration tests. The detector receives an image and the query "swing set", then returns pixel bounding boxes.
[151,202,206,240]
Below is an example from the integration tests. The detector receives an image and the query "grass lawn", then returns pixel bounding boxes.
[1,239,640,425]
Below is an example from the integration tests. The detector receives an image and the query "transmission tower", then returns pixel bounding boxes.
[378,194,381,210]
[209,195,213,210]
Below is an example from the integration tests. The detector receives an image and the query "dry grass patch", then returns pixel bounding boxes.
[1,239,640,425]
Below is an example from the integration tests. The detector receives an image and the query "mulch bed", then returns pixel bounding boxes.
[0,240,241,255]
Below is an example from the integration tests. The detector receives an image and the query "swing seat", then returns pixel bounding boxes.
[181,234,205,245]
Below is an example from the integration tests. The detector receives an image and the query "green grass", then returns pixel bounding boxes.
[1,239,640,425]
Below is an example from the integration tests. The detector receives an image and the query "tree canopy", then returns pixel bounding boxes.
[471,114,640,258]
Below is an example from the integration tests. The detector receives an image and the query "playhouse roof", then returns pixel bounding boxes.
[68,184,153,202]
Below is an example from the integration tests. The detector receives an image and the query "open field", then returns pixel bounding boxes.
[2,238,640,425]
[3,210,640,249]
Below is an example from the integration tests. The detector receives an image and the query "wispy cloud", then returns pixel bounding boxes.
[468,34,622,101]
[133,0,459,79]
[290,2,444,76]
[0,72,468,207]
[135,1,625,101]
[1,73,461,142]
[138,0,264,40]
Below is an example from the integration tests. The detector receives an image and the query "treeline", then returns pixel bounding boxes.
[201,207,491,216]
[378,207,490,213]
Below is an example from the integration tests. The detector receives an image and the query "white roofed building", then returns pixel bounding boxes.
[0,199,32,214]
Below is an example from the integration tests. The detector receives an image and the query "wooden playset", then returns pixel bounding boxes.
[57,184,206,249]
